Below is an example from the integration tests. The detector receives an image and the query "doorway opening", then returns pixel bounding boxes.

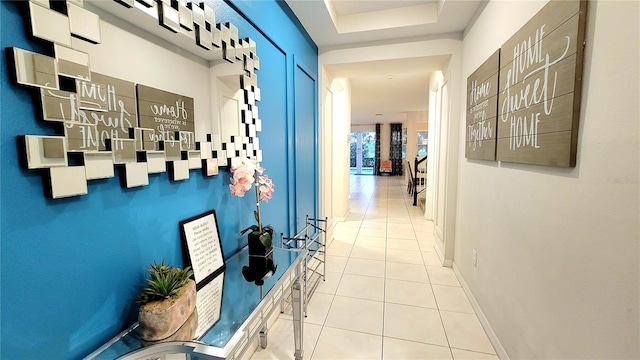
[349,131,375,175]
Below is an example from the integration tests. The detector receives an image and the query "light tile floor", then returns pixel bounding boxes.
[251,175,497,360]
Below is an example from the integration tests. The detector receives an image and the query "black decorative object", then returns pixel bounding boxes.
[390,123,403,176]
[374,123,381,176]
[241,225,277,286]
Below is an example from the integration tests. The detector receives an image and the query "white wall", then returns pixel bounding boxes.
[320,70,334,241]
[331,78,351,220]
[456,1,639,359]
[425,71,444,221]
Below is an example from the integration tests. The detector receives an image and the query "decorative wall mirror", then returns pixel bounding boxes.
[9,0,264,199]
[10,48,59,90]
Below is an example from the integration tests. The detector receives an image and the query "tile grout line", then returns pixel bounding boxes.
[380,175,389,360]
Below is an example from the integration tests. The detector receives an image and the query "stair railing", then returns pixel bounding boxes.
[413,156,427,206]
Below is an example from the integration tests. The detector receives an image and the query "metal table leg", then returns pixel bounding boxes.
[259,325,268,349]
[292,275,304,360]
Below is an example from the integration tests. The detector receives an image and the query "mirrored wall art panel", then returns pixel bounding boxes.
[159,1,180,33]
[162,140,182,162]
[228,24,241,62]
[188,1,205,26]
[146,151,167,174]
[135,0,153,7]
[11,48,59,90]
[77,73,138,150]
[217,152,228,167]
[65,121,100,151]
[241,109,252,124]
[211,134,222,152]
[54,44,91,80]
[114,0,135,7]
[178,0,193,31]
[224,142,235,153]
[76,80,107,112]
[252,54,260,71]
[28,1,72,46]
[240,74,257,89]
[188,151,202,169]
[248,124,256,138]
[254,87,261,102]
[245,89,255,106]
[41,88,79,122]
[67,2,101,43]
[179,131,196,151]
[122,162,149,188]
[84,151,115,180]
[195,25,212,51]
[203,3,215,25]
[130,127,157,151]
[203,158,218,177]
[230,157,242,169]
[109,138,136,164]
[212,26,222,49]
[30,0,50,8]
[233,136,243,151]
[135,0,159,21]
[199,141,212,160]
[180,22,197,43]
[24,135,68,169]
[169,160,189,181]
[47,166,88,198]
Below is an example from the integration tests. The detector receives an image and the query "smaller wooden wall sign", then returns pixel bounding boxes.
[466,50,500,161]
[137,84,195,142]
[496,0,588,167]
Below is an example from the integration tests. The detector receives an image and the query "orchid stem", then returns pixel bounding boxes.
[254,171,262,233]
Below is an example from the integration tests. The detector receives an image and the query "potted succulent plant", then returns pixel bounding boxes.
[135,261,198,343]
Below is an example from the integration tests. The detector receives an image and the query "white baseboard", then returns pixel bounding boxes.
[433,242,453,267]
[333,209,351,223]
[452,263,509,360]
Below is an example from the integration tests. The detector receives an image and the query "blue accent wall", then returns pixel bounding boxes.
[0,1,317,358]
[294,60,318,232]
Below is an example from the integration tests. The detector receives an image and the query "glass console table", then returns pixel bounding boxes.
[85,246,305,360]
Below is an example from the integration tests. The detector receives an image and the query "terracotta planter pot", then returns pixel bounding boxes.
[138,279,197,342]
[141,307,199,347]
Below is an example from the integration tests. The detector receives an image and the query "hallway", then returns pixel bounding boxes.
[252,175,497,359]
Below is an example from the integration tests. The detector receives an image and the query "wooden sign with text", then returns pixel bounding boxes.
[496,0,587,167]
[137,84,195,143]
[75,73,138,151]
[466,50,500,161]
